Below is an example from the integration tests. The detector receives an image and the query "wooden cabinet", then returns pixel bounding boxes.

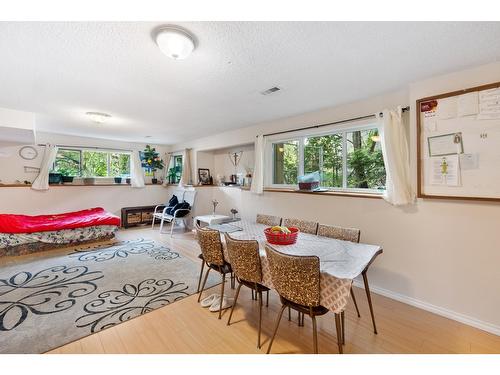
[121,205,159,228]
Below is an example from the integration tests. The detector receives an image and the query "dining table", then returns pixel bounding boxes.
[213,220,383,314]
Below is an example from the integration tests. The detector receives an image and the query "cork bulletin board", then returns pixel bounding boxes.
[417,81,500,201]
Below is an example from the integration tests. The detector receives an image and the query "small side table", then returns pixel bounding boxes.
[194,214,233,227]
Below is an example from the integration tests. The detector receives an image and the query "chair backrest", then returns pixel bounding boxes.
[224,233,262,284]
[317,224,360,243]
[256,214,282,227]
[195,223,224,266]
[183,189,197,208]
[282,218,318,235]
[265,244,321,307]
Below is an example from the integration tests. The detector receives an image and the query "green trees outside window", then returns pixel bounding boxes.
[53,148,131,178]
[273,141,298,184]
[167,155,183,184]
[271,126,386,191]
[304,134,343,188]
[346,129,385,189]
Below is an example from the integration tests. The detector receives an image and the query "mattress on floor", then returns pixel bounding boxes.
[0,225,118,250]
[0,207,121,234]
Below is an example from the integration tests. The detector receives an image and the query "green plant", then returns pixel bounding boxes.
[142,145,164,176]
[57,167,75,177]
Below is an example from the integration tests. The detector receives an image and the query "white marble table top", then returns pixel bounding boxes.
[227,221,382,280]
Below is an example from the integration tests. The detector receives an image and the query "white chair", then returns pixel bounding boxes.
[152,189,197,237]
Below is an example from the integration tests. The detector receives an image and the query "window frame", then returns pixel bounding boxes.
[53,147,132,178]
[166,153,183,184]
[265,119,385,194]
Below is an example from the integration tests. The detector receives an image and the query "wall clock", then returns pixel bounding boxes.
[19,146,38,160]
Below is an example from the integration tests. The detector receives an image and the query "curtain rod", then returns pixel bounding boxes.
[260,106,410,138]
[37,144,133,153]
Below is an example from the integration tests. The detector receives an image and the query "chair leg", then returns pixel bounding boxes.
[257,290,263,349]
[170,218,175,237]
[219,273,226,320]
[341,311,345,345]
[362,271,378,334]
[227,282,242,326]
[159,218,165,233]
[151,215,155,229]
[297,312,305,327]
[350,288,361,318]
[334,313,343,354]
[197,268,211,302]
[196,260,205,293]
[288,306,291,321]
[311,315,318,354]
[230,273,235,289]
[266,304,286,354]
[266,290,269,307]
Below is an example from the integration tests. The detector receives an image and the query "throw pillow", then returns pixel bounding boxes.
[173,201,191,217]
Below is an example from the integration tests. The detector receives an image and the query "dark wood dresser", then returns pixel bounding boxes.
[121,205,160,228]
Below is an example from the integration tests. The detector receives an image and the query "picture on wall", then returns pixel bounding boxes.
[198,168,211,185]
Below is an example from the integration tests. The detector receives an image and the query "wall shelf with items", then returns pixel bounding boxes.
[195,143,255,187]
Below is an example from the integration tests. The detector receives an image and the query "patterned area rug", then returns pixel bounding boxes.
[0,238,218,353]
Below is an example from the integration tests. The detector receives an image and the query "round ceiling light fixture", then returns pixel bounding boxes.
[86,111,111,124]
[155,26,195,60]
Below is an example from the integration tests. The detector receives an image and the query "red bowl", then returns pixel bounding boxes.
[264,226,299,245]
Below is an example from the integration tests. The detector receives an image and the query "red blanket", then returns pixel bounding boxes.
[0,207,121,234]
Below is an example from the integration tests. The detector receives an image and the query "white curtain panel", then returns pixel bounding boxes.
[179,148,192,187]
[31,144,58,191]
[377,107,414,205]
[250,135,264,194]
[162,152,171,186]
[130,150,145,188]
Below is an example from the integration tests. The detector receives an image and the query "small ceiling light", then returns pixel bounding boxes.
[86,112,111,124]
[155,26,195,60]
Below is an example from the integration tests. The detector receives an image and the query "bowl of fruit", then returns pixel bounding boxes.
[264,226,299,245]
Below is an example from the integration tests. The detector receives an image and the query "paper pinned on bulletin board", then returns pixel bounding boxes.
[437,97,457,120]
[421,99,438,132]
[457,92,479,117]
[427,132,463,157]
[478,87,500,120]
[430,155,461,186]
[459,153,479,170]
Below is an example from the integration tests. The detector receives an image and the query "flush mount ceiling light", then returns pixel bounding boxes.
[86,112,111,124]
[155,26,195,60]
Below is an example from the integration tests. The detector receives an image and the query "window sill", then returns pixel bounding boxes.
[0,183,163,188]
[263,187,384,199]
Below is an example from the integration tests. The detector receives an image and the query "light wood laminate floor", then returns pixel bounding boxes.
[4,226,499,354]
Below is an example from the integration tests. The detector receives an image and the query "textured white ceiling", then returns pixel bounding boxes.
[1,22,500,145]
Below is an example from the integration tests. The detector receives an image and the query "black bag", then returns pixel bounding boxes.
[172,201,191,217]
[168,194,179,207]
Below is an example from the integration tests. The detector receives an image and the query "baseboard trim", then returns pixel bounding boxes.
[352,280,500,337]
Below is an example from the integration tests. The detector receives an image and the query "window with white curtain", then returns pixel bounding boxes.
[267,121,386,193]
[53,148,131,177]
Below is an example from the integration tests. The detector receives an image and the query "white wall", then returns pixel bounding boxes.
[0,131,171,185]
[0,131,173,216]
[168,62,500,335]
[213,144,254,183]
[0,185,169,217]
[0,107,36,146]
